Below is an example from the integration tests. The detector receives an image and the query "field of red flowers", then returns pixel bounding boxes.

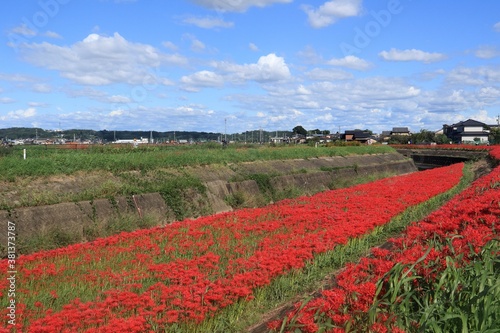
[271,146,500,332]
[1,145,498,333]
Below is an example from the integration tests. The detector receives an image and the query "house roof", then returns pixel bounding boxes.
[392,127,410,133]
[452,119,488,128]
[344,130,371,138]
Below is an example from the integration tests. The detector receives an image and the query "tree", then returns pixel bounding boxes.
[489,127,500,144]
[411,129,435,144]
[435,134,450,144]
[292,125,307,136]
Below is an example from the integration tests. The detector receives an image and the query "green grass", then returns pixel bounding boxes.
[366,239,499,332]
[0,144,394,180]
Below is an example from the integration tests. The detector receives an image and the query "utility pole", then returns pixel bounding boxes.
[224,118,227,142]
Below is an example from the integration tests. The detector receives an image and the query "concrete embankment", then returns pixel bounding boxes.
[0,153,417,256]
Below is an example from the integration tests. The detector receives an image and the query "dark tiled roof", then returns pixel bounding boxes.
[392,127,409,133]
[452,119,487,127]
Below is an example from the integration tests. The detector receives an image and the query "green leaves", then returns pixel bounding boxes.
[369,239,500,332]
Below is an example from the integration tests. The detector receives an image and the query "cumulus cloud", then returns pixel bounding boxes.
[182,16,234,29]
[213,53,291,83]
[327,55,372,70]
[0,107,36,121]
[16,33,185,85]
[302,0,362,28]
[188,0,292,12]
[180,71,225,92]
[379,48,447,63]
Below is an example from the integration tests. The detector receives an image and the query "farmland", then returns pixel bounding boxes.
[0,144,498,332]
[0,144,394,210]
[0,144,394,180]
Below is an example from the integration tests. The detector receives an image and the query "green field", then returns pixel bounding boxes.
[0,143,394,179]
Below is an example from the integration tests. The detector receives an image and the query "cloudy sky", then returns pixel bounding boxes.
[1,0,500,134]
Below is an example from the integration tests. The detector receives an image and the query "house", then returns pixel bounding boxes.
[341,130,375,144]
[443,119,490,144]
[391,127,411,136]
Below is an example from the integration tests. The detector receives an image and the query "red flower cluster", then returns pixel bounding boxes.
[272,147,500,332]
[0,160,465,332]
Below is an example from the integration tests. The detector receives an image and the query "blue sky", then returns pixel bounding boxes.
[1,0,499,134]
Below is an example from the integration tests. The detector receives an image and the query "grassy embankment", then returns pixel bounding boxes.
[0,144,395,210]
[1,144,398,253]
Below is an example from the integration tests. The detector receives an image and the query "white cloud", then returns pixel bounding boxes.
[182,16,234,29]
[379,48,447,63]
[312,112,334,123]
[180,70,225,92]
[107,95,132,103]
[0,73,35,82]
[305,68,353,81]
[297,85,312,95]
[109,109,124,117]
[183,33,207,52]
[191,39,206,52]
[446,66,500,86]
[249,43,259,51]
[0,107,36,121]
[213,53,291,83]
[477,86,500,104]
[302,0,362,28]
[33,83,52,93]
[474,45,500,59]
[17,33,185,86]
[44,31,62,39]
[0,97,15,104]
[494,22,500,32]
[297,46,323,65]
[327,55,372,70]
[162,41,178,51]
[28,102,49,107]
[10,24,37,36]
[189,0,292,12]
